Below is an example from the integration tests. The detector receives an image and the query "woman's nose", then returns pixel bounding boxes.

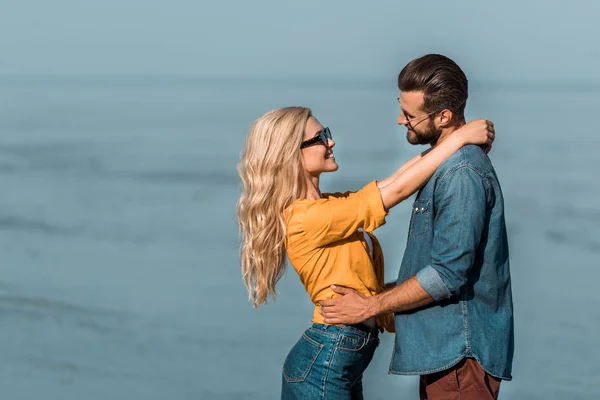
[327,138,335,148]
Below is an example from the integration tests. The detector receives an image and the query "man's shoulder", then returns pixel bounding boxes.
[436,145,492,180]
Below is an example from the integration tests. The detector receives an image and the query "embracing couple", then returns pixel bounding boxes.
[237,54,514,400]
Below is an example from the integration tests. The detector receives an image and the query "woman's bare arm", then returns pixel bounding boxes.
[377,151,428,189]
[377,119,494,210]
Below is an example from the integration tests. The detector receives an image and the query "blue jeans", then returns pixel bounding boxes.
[281,323,379,400]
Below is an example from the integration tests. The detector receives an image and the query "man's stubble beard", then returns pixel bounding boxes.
[406,118,442,146]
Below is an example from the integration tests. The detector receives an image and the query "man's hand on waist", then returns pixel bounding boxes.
[319,285,377,325]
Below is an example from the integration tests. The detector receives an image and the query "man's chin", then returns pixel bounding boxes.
[407,131,436,145]
[406,132,421,145]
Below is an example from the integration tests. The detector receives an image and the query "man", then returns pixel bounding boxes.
[320,54,514,399]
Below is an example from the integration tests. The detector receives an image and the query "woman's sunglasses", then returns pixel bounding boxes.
[300,127,332,149]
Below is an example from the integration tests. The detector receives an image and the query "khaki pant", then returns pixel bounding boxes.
[419,358,502,400]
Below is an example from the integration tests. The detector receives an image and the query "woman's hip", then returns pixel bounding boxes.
[281,323,379,399]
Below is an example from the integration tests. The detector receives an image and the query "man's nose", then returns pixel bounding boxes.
[398,114,408,125]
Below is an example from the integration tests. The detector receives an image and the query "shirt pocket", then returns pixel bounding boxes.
[409,199,430,239]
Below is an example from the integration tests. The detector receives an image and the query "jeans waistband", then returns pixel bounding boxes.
[311,322,379,338]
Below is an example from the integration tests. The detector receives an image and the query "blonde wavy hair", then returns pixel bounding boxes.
[237,107,312,307]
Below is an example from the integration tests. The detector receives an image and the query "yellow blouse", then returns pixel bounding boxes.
[284,181,395,333]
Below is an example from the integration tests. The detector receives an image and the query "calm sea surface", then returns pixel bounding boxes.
[0,76,598,399]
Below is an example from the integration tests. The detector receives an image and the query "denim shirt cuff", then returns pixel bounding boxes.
[416,265,452,301]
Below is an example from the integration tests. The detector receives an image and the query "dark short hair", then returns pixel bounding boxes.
[398,54,468,119]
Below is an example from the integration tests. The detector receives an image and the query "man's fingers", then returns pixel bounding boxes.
[320,309,338,318]
[319,303,337,311]
[319,298,339,307]
[322,316,340,324]
[330,285,353,295]
[319,305,340,315]
[320,310,340,321]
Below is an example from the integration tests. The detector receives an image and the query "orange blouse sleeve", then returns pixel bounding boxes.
[299,181,388,247]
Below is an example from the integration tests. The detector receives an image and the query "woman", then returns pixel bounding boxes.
[237,107,493,399]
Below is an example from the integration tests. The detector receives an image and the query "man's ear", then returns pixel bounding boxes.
[438,109,454,127]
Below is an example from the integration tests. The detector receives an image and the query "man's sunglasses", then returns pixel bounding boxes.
[300,127,332,149]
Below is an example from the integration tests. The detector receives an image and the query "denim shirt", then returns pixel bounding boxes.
[389,145,514,380]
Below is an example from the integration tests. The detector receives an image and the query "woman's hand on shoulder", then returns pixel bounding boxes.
[456,119,495,153]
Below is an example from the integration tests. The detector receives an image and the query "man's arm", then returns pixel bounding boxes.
[320,165,487,324]
[372,276,434,314]
[319,277,434,324]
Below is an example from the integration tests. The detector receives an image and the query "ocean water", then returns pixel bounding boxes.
[0,75,598,399]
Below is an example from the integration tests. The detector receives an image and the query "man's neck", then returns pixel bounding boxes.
[430,119,466,149]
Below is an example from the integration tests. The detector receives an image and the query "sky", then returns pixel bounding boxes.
[1,0,599,82]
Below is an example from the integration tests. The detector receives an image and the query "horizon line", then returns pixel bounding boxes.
[1,73,599,92]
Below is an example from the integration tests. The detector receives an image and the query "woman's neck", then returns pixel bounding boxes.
[304,175,322,200]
